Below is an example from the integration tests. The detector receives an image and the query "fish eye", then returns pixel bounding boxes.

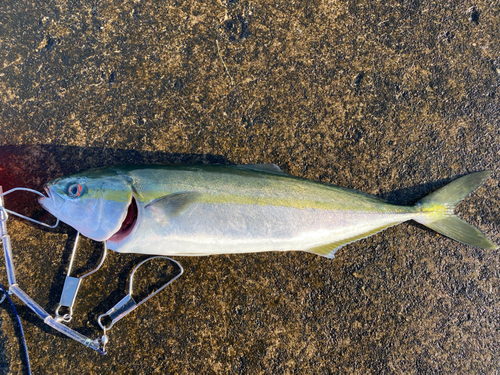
[67,183,83,198]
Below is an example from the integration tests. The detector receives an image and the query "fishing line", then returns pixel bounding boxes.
[0,184,185,356]
[0,188,59,229]
[0,282,32,375]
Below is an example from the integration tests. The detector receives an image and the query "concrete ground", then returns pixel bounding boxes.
[1,0,499,373]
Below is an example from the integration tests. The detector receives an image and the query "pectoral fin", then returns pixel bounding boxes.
[145,192,202,222]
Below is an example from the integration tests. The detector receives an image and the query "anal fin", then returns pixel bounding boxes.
[308,222,401,258]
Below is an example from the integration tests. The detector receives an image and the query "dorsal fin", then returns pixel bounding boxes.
[234,164,288,176]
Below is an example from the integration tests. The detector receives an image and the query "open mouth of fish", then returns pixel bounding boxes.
[108,197,138,243]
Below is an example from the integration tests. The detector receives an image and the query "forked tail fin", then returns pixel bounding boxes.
[415,171,498,249]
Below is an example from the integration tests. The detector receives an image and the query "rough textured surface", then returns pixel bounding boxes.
[0,0,499,373]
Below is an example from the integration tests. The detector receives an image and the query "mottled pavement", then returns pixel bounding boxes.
[1,0,500,373]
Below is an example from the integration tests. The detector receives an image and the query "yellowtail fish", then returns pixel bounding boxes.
[38,165,497,257]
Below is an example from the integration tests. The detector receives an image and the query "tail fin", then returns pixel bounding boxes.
[415,171,498,250]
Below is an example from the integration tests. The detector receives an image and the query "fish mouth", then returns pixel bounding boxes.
[44,187,51,199]
[39,186,64,212]
[108,196,138,243]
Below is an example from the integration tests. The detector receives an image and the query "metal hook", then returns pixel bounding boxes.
[0,187,59,228]
[0,185,106,354]
[97,256,183,332]
[55,233,108,323]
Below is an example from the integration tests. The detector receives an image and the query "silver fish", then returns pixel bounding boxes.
[39,165,497,257]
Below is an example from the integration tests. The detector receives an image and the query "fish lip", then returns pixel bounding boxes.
[44,186,52,200]
[39,185,65,212]
[108,196,138,243]
[38,186,50,208]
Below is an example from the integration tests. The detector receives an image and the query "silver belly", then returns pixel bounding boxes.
[107,202,417,256]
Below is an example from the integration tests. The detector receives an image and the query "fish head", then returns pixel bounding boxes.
[39,171,134,241]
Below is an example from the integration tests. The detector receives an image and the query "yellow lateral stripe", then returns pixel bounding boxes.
[136,191,416,213]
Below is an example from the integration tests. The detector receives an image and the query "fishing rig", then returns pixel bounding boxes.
[0,186,184,364]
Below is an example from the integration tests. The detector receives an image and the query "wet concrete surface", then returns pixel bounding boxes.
[1,0,500,373]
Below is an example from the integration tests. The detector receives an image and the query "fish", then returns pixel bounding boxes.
[38,165,497,257]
